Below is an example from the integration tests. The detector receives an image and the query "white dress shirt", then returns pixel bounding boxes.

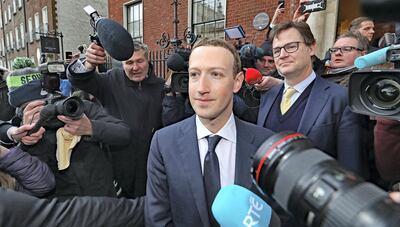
[196,113,236,187]
[283,70,316,106]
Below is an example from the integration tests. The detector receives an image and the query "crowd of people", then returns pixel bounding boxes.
[1,1,400,227]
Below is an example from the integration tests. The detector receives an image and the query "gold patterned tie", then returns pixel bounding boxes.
[280,87,297,114]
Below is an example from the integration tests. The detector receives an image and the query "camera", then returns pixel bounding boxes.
[350,41,400,120]
[239,44,265,69]
[166,48,191,93]
[28,61,84,134]
[252,131,400,227]
[349,69,400,120]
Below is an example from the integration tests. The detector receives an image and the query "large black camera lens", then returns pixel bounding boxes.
[55,97,84,119]
[363,77,400,111]
[252,131,400,227]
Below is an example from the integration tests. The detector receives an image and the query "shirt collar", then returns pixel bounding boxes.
[196,113,236,143]
[284,70,316,94]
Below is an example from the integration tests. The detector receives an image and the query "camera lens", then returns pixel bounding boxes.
[252,131,400,227]
[367,79,400,110]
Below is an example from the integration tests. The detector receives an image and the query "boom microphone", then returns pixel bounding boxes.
[245,68,263,86]
[355,46,389,69]
[167,53,187,72]
[84,5,134,61]
[212,184,280,227]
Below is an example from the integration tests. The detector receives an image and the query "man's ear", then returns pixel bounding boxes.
[233,71,244,93]
[309,42,317,56]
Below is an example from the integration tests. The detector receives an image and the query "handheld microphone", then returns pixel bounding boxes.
[354,46,389,69]
[84,5,134,61]
[167,53,187,72]
[245,68,263,86]
[212,184,278,227]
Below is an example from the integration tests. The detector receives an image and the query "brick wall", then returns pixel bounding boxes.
[109,0,293,51]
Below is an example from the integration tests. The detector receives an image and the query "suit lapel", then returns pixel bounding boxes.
[177,116,210,226]
[257,84,283,126]
[298,76,330,135]
[234,118,256,188]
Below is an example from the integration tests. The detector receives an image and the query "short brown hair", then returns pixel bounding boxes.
[269,21,316,46]
[336,31,369,51]
[191,38,241,75]
[349,17,373,33]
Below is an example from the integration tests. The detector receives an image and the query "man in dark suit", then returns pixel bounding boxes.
[257,21,365,176]
[145,38,274,227]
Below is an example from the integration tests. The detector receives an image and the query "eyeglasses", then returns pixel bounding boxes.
[328,46,363,54]
[272,41,302,58]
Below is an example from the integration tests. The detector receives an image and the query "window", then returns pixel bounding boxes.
[18,0,22,9]
[1,38,4,54]
[20,23,25,48]
[4,10,7,25]
[10,31,13,50]
[191,0,226,38]
[0,38,3,54]
[126,2,143,42]
[15,27,19,50]
[0,12,2,28]
[5,33,9,51]
[42,6,48,33]
[28,17,33,42]
[7,5,11,21]
[12,0,16,14]
[34,12,40,40]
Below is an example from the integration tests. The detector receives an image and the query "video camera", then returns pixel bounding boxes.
[349,38,400,120]
[239,44,265,69]
[348,0,400,120]
[166,48,191,93]
[28,61,84,135]
[252,131,400,227]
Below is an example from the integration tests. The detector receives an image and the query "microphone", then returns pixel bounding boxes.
[245,68,263,86]
[354,46,389,69]
[84,5,134,61]
[212,184,279,227]
[167,53,188,72]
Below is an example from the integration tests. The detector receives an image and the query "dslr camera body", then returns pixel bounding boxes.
[28,61,84,134]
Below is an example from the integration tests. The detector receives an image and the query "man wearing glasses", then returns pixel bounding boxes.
[324,32,368,86]
[257,21,365,177]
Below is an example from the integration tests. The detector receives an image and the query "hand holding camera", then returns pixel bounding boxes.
[57,114,92,136]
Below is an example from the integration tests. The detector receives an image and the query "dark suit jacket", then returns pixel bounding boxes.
[145,115,274,227]
[0,187,144,227]
[257,75,364,175]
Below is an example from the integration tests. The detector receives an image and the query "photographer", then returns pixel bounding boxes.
[68,41,165,198]
[7,70,131,198]
[323,31,368,86]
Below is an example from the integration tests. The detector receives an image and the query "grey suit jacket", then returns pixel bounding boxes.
[257,75,364,175]
[145,115,274,227]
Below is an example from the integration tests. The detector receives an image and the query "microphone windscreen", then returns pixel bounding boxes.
[354,46,389,69]
[96,18,134,61]
[245,68,263,86]
[212,184,272,227]
[167,53,186,71]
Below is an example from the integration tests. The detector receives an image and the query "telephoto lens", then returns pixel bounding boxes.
[252,131,400,227]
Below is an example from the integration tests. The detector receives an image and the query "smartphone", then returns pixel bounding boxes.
[301,0,326,14]
[278,0,285,9]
